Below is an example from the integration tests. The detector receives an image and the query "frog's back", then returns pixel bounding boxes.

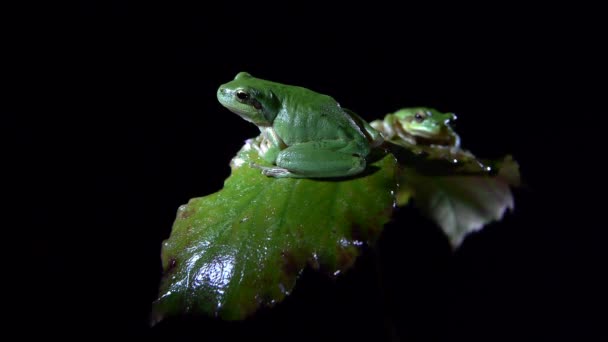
[272,85,368,149]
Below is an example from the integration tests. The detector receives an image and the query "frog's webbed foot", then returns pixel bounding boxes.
[249,162,293,178]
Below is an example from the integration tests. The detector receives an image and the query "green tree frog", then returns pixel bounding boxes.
[217,72,383,178]
[370,107,460,148]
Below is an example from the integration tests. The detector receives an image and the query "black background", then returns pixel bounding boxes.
[7,2,603,340]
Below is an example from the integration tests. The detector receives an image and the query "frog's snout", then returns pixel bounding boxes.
[217,86,230,102]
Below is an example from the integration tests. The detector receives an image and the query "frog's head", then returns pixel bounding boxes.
[217,72,282,126]
[393,107,456,139]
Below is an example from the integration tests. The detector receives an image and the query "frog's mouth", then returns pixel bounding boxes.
[222,104,271,127]
[222,105,248,118]
[407,127,433,138]
[396,123,452,146]
[399,122,440,138]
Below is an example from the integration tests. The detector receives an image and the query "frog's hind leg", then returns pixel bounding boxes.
[270,141,366,178]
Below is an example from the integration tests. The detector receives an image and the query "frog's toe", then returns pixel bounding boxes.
[250,163,292,178]
[261,167,292,178]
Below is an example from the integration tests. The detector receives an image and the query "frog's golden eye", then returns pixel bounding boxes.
[236,90,250,102]
[414,112,426,122]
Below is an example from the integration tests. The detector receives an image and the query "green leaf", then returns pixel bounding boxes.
[152,137,398,322]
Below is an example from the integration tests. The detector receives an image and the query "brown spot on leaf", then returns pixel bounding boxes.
[281,250,300,278]
[260,293,278,307]
[178,205,194,219]
[381,203,395,220]
[336,246,357,270]
[166,258,178,273]
[308,252,320,270]
[350,222,365,243]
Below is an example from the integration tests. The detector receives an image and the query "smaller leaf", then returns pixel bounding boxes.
[372,106,521,247]
[400,155,520,248]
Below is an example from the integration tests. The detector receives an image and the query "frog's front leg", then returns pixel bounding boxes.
[255,140,367,178]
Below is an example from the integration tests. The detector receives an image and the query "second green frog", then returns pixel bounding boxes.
[370,107,460,148]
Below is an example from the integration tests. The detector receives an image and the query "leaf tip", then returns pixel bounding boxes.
[149,307,164,328]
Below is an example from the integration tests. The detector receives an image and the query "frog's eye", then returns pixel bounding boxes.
[414,112,426,122]
[236,90,250,102]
